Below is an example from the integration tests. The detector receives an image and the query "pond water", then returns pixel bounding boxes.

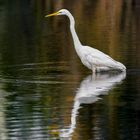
[0,1,140,140]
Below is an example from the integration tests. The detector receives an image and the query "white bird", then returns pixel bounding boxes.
[45,9,126,73]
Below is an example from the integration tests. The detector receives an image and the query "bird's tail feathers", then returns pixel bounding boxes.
[116,62,126,72]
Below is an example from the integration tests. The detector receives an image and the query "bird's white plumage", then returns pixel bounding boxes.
[78,45,126,72]
[46,9,126,73]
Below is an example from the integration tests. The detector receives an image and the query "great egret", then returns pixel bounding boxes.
[45,9,126,73]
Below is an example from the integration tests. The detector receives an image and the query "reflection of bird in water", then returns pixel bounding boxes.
[45,9,126,73]
[59,72,126,139]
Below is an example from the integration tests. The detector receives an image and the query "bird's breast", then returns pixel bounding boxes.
[80,56,92,70]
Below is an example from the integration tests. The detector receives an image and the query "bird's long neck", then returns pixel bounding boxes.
[67,12,82,48]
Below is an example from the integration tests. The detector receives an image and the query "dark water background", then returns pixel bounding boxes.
[0,0,140,140]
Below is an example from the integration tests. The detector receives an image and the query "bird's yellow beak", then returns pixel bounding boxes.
[45,12,59,17]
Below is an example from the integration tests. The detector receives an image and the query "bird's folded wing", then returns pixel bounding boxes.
[85,52,118,68]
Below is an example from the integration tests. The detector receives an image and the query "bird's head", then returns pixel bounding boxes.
[45,9,69,17]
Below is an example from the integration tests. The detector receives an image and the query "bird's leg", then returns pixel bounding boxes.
[91,73,96,80]
[92,66,96,74]
[91,66,97,79]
